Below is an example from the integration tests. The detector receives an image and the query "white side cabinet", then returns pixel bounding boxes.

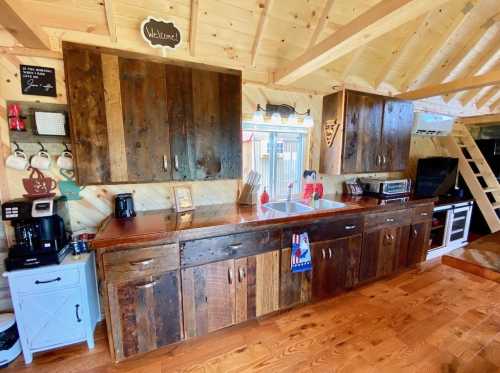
[4,253,100,364]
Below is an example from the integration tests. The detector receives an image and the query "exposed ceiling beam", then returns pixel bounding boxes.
[476,86,499,109]
[398,0,479,91]
[396,69,500,100]
[273,0,451,86]
[250,0,273,67]
[459,112,500,125]
[340,45,367,81]
[103,0,117,43]
[408,16,495,91]
[459,59,500,106]
[0,46,62,59]
[372,15,425,89]
[0,0,50,49]
[308,0,335,48]
[189,0,199,56]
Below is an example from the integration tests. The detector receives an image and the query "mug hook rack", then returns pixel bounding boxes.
[12,141,23,152]
[63,143,71,152]
[37,142,47,152]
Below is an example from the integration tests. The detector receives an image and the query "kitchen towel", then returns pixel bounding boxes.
[291,232,312,273]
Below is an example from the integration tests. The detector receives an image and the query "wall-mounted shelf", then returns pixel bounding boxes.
[6,101,70,144]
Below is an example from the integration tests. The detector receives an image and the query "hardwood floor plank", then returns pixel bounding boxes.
[6,264,500,372]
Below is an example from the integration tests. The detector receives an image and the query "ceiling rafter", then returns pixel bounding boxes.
[189,0,199,56]
[0,0,51,49]
[272,0,451,86]
[459,58,500,106]
[250,0,273,67]
[407,15,496,91]
[397,69,500,100]
[340,45,367,81]
[372,15,425,89]
[308,0,335,49]
[476,86,499,109]
[397,0,480,92]
[460,113,500,124]
[0,46,62,59]
[103,0,117,43]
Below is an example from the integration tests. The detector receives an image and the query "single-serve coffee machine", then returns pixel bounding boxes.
[2,197,72,271]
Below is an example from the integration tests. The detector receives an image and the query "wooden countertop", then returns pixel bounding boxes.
[92,194,436,249]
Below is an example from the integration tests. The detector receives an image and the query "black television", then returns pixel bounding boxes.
[415,157,459,197]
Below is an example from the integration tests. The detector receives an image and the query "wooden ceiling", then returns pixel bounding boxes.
[0,0,499,114]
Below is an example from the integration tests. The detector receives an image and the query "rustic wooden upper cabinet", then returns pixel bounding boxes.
[320,89,414,175]
[63,42,242,185]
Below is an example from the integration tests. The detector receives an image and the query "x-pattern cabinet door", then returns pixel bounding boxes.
[18,287,85,349]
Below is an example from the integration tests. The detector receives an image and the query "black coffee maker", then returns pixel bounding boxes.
[2,197,71,270]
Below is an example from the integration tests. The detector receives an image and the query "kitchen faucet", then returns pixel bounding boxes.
[287,182,294,201]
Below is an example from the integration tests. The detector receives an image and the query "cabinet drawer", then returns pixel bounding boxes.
[411,204,433,224]
[103,244,179,282]
[283,215,363,247]
[14,268,80,294]
[364,209,411,231]
[181,230,280,268]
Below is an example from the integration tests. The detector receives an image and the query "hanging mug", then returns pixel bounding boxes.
[30,150,51,170]
[5,149,28,171]
[56,151,74,171]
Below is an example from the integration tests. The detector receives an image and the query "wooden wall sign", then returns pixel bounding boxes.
[20,65,57,97]
[140,17,181,49]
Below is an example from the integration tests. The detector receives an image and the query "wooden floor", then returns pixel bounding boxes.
[443,231,500,283]
[6,261,500,373]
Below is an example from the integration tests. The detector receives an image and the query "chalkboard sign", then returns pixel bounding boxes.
[141,17,181,49]
[20,65,57,97]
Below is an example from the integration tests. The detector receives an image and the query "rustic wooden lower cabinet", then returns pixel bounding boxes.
[96,202,433,362]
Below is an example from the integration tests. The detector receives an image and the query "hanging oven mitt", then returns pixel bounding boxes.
[291,232,312,273]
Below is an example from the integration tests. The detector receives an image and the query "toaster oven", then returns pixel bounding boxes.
[360,178,411,196]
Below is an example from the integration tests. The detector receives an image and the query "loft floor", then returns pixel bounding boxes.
[6,262,500,373]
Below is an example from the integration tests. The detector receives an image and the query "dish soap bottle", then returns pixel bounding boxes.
[260,187,270,205]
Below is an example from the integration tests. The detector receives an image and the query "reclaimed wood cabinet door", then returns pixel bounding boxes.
[234,250,280,323]
[406,222,432,266]
[64,47,111,185]
[312,235,362,301]
[118,58,172,182]
[166,65,242,181]
[360,226,409,283]
[343,91,384,173]
[381,99,414,171]
[280,247,312,309]
[181,259,236,338]
[107,270,183,360]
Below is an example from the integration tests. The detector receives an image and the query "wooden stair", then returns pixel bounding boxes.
[443,122,500,233]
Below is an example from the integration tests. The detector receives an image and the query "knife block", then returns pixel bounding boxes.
[237,182,259,206]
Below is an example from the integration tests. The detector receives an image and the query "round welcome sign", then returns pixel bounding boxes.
[140,16,182,49]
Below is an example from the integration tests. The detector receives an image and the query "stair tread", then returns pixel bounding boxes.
[484,187,500,193]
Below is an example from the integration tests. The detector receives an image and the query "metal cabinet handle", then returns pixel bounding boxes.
[386,218,395,223]
[228,268,233,285]
[163,155,168,172]
[376,154,381,166]
[129,258,154,267]
[228,243,242,250]
[345,225,357,230]
[174,155,179,171]
[390,234,395,241]
[382,155,387,165]
[413,229,418,238]
[35,277,61,284]
[136,280,157,289]
[328,248,332,259]
[238,267,246,282]
[75,304,82,323]
[321,249,326,260]
[420,212,428,216]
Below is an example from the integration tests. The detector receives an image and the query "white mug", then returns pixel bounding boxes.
[6,150,28,171]
[56,151,74,171]
[30,150,51,170]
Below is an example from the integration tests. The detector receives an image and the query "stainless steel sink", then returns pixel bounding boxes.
[313,199,346,210]
[264,201,314,214]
